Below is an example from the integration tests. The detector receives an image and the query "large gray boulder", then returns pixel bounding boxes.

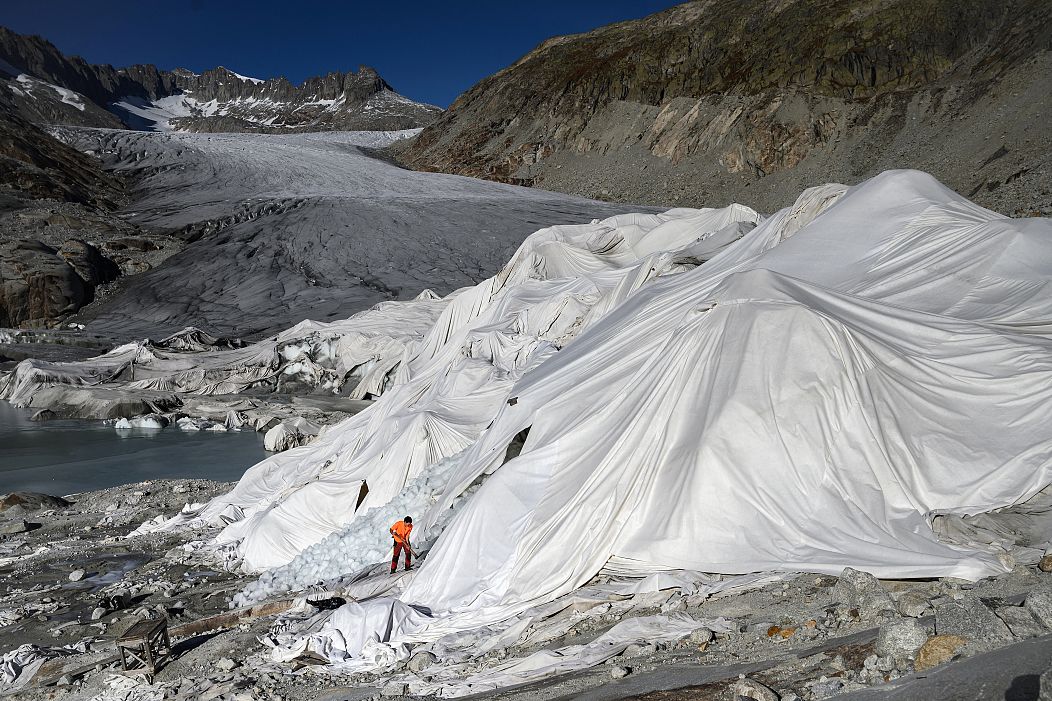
[831,567,897,619]
[935,595,1012,652]
[0,239,88,326]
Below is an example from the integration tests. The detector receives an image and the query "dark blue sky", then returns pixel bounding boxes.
[1,1,683,107]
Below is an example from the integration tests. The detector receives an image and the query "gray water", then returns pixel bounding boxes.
[0,401,266,496]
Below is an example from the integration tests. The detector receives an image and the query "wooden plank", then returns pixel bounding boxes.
[168,598,297,638]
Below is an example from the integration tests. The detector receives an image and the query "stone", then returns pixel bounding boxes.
[934,595,1011,650]
[0,239,89,326]
[0,519,29,535]
[1038,554,1052,573]
[407,650,437,672]
[914,635,968,672]
[216,657,238,671]
[875,619,929,659]
[995,605,1045,639]
[380,683,408,697]
[895,590,932,618]
[807,677,844,699]
[688,627,714,645]
[732,677,779,701]
[57,675,72,686]
[831,567,896,619]
[1025,588,1052,630]
[622,642,657,658]
[90,606,107,621]
[610,665,631,679]
[68,569,86,582]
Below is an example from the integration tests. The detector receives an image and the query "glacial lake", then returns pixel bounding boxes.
[0,401,267,496]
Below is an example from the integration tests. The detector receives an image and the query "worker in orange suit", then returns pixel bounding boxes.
[390,516,414,573]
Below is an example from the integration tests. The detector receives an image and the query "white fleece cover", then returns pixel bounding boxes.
[102,170,1052,685]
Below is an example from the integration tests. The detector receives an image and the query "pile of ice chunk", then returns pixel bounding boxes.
[233,452,478,607]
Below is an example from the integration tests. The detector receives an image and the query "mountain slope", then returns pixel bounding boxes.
[400,0,1052,216]
[0,27,440,132]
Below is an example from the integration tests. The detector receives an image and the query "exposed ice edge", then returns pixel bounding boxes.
[6,169,1052,689]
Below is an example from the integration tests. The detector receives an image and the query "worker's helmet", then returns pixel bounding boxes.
[404,516,413,524]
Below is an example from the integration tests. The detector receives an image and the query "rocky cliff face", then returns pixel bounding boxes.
[0,94,177,327]
[400,0,1052,216]
[0,27,440,133]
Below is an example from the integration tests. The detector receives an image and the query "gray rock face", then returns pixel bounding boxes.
[1024,588,1052,630]
[401,0,1052,219]
[935,595,1012,650]
[0,239,88,326]
[58,239,120,287]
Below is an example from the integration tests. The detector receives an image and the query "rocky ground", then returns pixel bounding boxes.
[2,480,1051,701]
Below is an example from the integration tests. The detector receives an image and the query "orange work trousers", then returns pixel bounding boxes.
[391,541,411,572]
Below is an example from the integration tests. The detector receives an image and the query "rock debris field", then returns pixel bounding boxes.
[1,482,1052,701]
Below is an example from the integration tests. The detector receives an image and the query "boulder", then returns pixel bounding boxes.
[688,627,714,645]
[831,567,896,619]
[0,519,29,535]
[381,683,408,697]
[875,619,929,660]
[895,590,932,618]
[914,634,967,672]
[934,595,1011,651]
[407,650,437,672]
[68,569,86,582]
[622,642,657,658]
[610,665,631,679]
[995,605,1045,639]
[0,492,72,512]
[216,657,238,671]
[1024,588,1052,630]
[733,677,779,701]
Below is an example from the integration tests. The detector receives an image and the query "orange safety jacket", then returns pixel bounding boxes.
[390,520,413,545]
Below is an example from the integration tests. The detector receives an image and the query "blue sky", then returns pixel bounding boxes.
[1,1,683,107]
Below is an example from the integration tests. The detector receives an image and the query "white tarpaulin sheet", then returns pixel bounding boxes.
[74,170,1052,676]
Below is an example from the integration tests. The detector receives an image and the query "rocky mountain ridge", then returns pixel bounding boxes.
[0,26,440,132]
[400,0,1052,217]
